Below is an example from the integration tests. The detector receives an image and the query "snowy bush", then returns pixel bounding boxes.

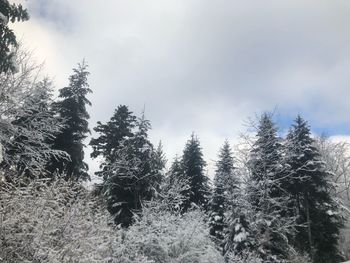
[0,177,224,262]
[225,249,311,263]
[226,251,263,263]
[123,204,223,263]
[158,175,191,212]
[0,178,117,262]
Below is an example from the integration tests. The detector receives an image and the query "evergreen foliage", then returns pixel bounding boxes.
[90,105,136,177]
[0,0,29,73]
[164,156,190,211]
[3,79,67,178]
[168,156,183,186]
[153,141,167,177]
[181,133,209,211]
[47,61,92,181]
[209,140,237,247]
[0,54,68,178]
[228,113,295,262]
[284,115,343,263]
[249,113,284,206]
[100,114,162,227]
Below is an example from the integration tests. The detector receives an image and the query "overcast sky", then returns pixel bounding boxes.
[13,0,350,177]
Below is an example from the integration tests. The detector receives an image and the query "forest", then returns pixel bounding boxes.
[1,1,350,263]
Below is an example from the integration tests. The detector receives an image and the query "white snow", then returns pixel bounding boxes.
[0,12,8,24]
[326,210,335,216]
[235,223,241,232]
[214,215,222,221]
[234,231,248,242]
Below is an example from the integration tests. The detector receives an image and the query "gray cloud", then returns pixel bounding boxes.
[13,0,350,176]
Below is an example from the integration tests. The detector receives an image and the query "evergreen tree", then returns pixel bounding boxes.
[209,140,237,247]
[153,141,167,173]
[152,141,167,191]
[181,133,209,211]
[0,0,29,73]
[168,156,184,187]
[249,113,284,205]
[47,61,92,181]
[90,105,136,177]
[242,113,294,261]
[284,115,343,263]
[163,156,190,211]
[101,114,161,227]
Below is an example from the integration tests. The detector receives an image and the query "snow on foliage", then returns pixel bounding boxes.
[0,50,68,177]
[315,137,350,260]
[0,11,8,24]
[0,177,223,263]
[124,204,224,263]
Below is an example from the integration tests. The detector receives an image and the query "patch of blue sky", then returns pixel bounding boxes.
[275,110,350,137]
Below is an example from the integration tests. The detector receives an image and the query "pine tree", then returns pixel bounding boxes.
[209,140,237,247]
[152,141,167,191]
[47,61,92,181]
[242,113,294,261]
[284,115,343,263]
[181,133,209,211]
[0,0,29,73]
[163,156,190,211]
[90,105,136,177]
[168,156,183,185]
[153,142,166,173]
[101,114,161,227]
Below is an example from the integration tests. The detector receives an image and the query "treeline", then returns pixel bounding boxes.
[0,2,349,263]
[91,105,345,262]
[1,52,347,262]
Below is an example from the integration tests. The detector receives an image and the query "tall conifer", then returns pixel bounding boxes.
[100,114,161,227]
[210,141,237,247]
[243,113,294,261]
[48,61,92,181]
[284,116,343,263]
[181,133,209,211]
[90,105,136,177]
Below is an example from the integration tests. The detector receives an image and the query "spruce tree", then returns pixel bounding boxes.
[0,0,29,73]
[284,115,343,263]
[152,141,167,190]
[101,114,161,227]
[153,142,166,173]
[164,156,190,211]
[168,156,183,185]
[181,133,209,211]
[243,113,294,261]
[90,105,136,177]
[209,140,236,246]
[48,61,92,181]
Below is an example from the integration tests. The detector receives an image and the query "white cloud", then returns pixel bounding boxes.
[330,135,350,144]
[12,0,350,177]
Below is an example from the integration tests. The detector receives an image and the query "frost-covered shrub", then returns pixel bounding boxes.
[286,251,312,263]
[226,250,311,263]
[122,204,224,263]
[226,251,263,263]
[0,178,224,263]
[158,175,191,213]
[0,178,135,262]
